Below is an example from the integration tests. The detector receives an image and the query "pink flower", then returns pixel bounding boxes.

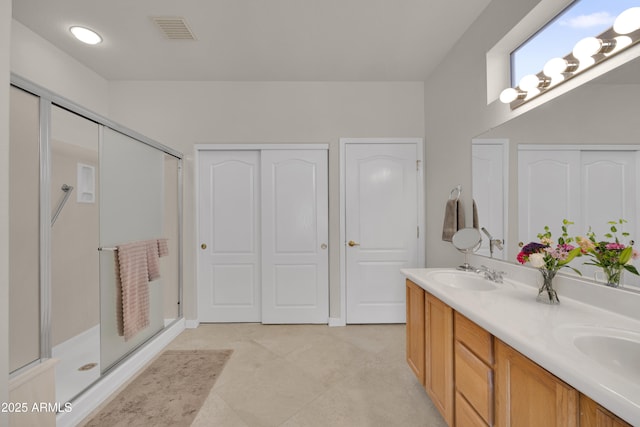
[605,243,625,250]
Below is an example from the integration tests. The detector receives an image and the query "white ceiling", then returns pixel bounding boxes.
[12,0,492,81]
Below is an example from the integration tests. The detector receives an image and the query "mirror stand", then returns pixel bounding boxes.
[451,228,483,272]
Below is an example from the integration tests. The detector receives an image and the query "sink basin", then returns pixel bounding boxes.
[555,325,640,383]
[426,271,499,291]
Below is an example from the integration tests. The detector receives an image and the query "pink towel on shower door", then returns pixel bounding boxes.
[115,240,151,341]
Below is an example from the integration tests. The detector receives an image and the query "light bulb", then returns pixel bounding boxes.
[575,57,595,72]
[572,37,602,58]
[614,7,640,35]
[543,58,568,77]
[70,26,102,45]
[499,88,521,104]
[524,88,540,100]
[519,74,543,91]
[573,37,616,59]
[605,36,632,56]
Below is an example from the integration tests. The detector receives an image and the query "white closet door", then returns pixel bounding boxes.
[261,150,329,324]
[345,143,418,324]
[198,151,261,322]
[518,150,581,244]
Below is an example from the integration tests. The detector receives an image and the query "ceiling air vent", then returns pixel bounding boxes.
[151,16,196,40]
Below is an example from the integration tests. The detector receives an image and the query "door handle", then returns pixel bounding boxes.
[201,243,207,250]
[348,240,360,247]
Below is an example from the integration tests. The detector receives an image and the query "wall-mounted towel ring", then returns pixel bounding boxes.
[449,185,462,201]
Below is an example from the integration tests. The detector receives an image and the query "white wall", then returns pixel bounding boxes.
[107,81,425,320]
[1,2,11,426]
[11,20,109,116]
[424,0,541,267]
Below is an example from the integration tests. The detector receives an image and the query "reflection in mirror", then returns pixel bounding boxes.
[452,228,482,271]
[472,53,640,288]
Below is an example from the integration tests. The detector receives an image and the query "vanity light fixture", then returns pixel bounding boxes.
[500,6,640,109]
[69,26,102,45]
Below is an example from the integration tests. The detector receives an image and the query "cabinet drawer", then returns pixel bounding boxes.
[455,311,493,365]
[456,391,489,427]
[455,341,493,425]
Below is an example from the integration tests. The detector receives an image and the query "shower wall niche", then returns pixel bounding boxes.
[8,79,183,406]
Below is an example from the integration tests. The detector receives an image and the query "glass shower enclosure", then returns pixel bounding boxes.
[8,77,183,405]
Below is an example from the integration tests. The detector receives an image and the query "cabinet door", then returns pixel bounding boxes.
[425,293,454,426]
[406,280,425,384]
[580,394,632,427]
[495,340,578,427]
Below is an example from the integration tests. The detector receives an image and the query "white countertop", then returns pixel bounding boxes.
[401,267,640,425]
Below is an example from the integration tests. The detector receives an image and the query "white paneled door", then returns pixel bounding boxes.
[345,143,419,323]
[261,150,329,323]
[198,148,328,324]
[198,151,262,322]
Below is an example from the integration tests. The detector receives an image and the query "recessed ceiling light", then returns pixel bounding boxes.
[69,26,102,45]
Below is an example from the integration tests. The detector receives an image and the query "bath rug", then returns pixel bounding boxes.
[82,349,233,427]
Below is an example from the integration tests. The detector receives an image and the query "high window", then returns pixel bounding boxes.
[512,0,637,85]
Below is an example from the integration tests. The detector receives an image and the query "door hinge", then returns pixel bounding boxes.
[416,160,421,171]
[417,226,420,238]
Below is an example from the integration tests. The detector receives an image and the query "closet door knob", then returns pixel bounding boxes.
[348,240,360,247]
[201,243,207,250]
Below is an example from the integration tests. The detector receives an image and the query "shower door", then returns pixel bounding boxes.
[50,105,101,403]
[99,127,166,371]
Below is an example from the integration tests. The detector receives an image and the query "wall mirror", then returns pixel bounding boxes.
[472,52,640,289]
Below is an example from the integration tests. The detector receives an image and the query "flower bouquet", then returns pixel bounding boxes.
[517,220,582,304]
[576,219,639,288]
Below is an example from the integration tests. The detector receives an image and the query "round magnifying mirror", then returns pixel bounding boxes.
[451,228,482,271]
[452,228,482,251]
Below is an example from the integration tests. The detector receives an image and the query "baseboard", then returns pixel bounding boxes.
[328,317,346,327]
[185,319,200,329]
[56,318,186,427]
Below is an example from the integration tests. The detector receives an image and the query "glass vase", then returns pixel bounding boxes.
[536,268,560,304]
[602,265,623,288]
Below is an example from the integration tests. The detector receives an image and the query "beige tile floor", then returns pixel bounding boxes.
[165,323,447,427]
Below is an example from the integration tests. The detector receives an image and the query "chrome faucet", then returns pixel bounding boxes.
[481,227,504,258]
[478,265,505,283]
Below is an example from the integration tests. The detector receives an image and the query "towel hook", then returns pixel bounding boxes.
[449,185,462,201]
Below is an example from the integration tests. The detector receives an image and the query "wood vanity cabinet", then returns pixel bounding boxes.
[579,395,632,427]
[406,279,425,385]
[424,291,454,426]
[495,339,578,427]
[454,312,494,427]
[405,279,630,427]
